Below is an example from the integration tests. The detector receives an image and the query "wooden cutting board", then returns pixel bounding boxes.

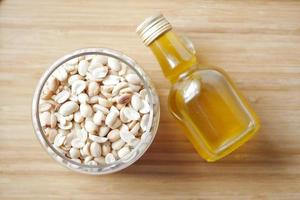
[1,0,300,199]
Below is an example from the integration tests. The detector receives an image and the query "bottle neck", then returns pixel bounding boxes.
[149,30,197,83]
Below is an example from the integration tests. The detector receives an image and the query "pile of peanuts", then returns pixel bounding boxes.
[38,54,151,166]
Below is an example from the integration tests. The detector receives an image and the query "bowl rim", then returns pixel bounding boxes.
[31,47,160,174]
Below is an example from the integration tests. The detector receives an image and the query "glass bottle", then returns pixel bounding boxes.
[136,14,260,162]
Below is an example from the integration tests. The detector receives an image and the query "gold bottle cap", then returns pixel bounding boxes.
[136,14,172,46]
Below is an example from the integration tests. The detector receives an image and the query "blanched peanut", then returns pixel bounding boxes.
[123,107,140,121]
[45,128,58,143]
[53,68,68,82]
[93,111,104,125]
[107,129,120,142]
[80,104,93,118]
[89,96,99,104]
[131,94,142,111]
[90,142,101,157]
[68,74,84,85]
[105,110,118,127]
[54,89,70,104]
[112,82,128,96]
[120,130,135,143]
[84,156,93,164]
[50,113,57,128]
[102,142,111,156]
[40,111,51,126]
[72,80,86,95]
[65,64,76,74]
[120,107,130,123]
[128,120,137,130]
[112,139,125,150]
[64,131,76,148]
[119,63,127,76]
[71,138,85,148]
[93,104,109,114]
[92,67,108,80]
[39,102,52,112]
[98,97,112,108]
[140,100,150,114]
[103,75,120,86]
[78,60,89,76]
[107,57,121,71]
[58,121,73,130]
[118,146,130,158]
[110,119,121,129]
[91,55,107,66]
[89,134,108,143]
[74,111,84,123]
[47,77,59,92]
[54,133,66,147]
[84,119,97,133]
[69,147,80,158]
[41,89,54,100]
[140,114,149,131]
[99,126,110,137]
[130,122,140,136]
[105,153,116,164]
[117,93,132,104]
[125,74,141,85]
[88,81,100,97]
[119,87,133,94]
[94,157,106,165]
[82,142,91,157]
[78,93,89,104]
[59,101,79,116]
[129,84,141,92]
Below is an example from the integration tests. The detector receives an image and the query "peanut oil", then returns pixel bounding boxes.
[137,15,260,161]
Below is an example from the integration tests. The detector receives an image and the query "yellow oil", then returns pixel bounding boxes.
[149,31,260,161]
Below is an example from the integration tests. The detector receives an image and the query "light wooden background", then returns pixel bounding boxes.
[1,0,300,199]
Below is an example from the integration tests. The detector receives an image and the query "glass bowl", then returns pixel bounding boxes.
[32,48,160,175]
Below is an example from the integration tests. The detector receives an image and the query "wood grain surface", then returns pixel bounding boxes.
[1,0,300,199]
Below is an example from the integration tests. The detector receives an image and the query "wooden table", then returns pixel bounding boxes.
[1,0,300,199]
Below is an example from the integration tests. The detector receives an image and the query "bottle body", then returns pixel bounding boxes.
[169,66,259,161]
[149,31,260,161]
